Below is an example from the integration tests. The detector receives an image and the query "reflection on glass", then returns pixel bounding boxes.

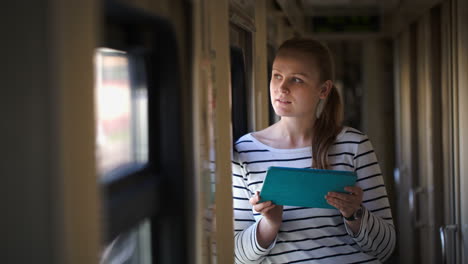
[100,219,152,264]
[94,48,148,176]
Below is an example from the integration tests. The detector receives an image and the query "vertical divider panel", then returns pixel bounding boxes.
[253,0,269,130]
[210,0,235,263]
[394,29,418,264]
[455,0,468,261]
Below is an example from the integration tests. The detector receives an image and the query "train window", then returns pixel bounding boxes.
[94,47,153,263]
[230,46,249,142]
[230,23,254,139]
[94,48,148,177]
[96,1,190,263]
[100,219,152,264]
[267,44,278,125]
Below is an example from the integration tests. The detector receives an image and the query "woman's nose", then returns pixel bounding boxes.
[278,81,289,94]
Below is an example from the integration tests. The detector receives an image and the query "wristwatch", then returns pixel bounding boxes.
[343,206,363,221]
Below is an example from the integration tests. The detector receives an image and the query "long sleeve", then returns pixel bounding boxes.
[232,150,275,264]
[345,135,396,262]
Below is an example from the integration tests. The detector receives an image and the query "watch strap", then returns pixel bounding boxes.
[343,206,363,221]
[343,213,356,221]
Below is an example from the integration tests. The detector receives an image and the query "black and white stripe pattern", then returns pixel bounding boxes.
[232,127,395,264]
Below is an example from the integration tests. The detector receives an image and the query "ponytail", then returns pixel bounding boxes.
[312,85,343,169]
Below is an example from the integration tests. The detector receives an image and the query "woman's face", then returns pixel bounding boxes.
[270,49,328,119]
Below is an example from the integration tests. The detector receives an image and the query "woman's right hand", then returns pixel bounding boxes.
[250,191,284,224]
[250,191,283,248]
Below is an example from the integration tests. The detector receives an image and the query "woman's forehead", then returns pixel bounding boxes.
[273,51,318,74]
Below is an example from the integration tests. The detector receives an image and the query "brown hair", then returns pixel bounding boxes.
[276,38,343,169]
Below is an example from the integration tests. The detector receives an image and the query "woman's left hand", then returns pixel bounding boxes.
[325,186,363,218]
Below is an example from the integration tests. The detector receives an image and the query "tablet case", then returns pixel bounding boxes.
[259,166,357,209]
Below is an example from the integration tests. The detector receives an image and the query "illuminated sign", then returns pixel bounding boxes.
[312,16,380,33]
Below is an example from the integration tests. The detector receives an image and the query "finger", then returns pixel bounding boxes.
[330,190,363,203]
[326,199,354,217]
[326,192,356,203]
[326,195,353,208]
[330,196,360,211]
[260,204,277,214]
[326,197,345,211]
[253,201,272,212]
[344,186,363,196]
[326,195,358,213]
[256,204,275,215]
[249,191,262,205]
[249,196,259,206]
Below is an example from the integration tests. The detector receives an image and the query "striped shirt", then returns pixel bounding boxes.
[232,127,396,264]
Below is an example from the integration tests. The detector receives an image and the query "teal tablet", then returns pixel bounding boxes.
[259,166,357,209]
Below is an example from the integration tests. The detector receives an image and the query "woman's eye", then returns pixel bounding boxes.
[274,74,282,80]
[292,77,303,83]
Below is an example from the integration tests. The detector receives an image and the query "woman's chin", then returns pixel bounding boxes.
[274,112,295,118]
[273,106,293,117]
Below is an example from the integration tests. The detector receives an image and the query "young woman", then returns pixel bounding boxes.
[232,38,395,263]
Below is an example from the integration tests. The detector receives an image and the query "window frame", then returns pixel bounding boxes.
[100,1,189,263]
[230,45,249,142]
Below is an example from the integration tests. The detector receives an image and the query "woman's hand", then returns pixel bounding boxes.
[325,186,363,219]
[250,191,283,226]
[250,191,283,248]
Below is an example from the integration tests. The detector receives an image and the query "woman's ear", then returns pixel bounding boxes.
[319,80,333,99]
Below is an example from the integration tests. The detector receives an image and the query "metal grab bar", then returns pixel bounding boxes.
[439,225,458,264]
[409,187,424,228]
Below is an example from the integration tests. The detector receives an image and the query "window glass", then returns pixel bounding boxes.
[94,48,148,177]
[100,219,152,264]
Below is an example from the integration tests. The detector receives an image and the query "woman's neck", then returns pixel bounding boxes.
[251,117,315,149]
[276,118,314,147]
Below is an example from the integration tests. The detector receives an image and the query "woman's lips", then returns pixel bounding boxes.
[276,98,291,104]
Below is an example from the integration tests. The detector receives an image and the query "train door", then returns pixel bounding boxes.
[395,0,468,263]
[440,0,468,263]
[394,25,419,264]
[455,0,468,258]
[394,6,444,264]
[415,8,444,264]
